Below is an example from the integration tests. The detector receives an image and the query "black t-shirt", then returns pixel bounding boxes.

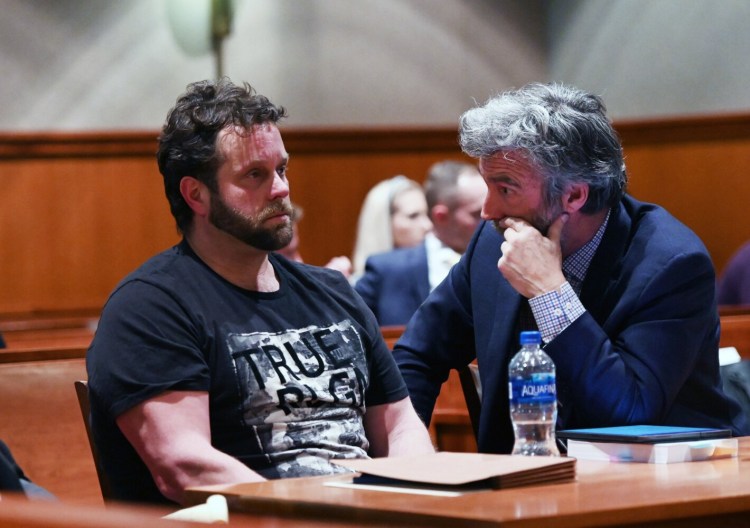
[87,240,406,503]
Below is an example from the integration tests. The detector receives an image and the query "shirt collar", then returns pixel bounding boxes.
[425,232,461,290]
[562,209,611,291]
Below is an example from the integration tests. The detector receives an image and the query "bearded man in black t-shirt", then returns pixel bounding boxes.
[86,79,435,505]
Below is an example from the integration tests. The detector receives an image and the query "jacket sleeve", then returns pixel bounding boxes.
[392,236,479,426]
[548,249,724,427]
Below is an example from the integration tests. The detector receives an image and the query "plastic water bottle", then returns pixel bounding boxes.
[508,330,560,456]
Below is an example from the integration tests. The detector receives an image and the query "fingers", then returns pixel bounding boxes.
[498,217,529,243]
[496,213,567,298]
[500,240,511,256]
[500,213,568,247]
[499,217,525,232]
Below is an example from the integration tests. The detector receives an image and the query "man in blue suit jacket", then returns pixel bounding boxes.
[393,83,749,453]
[355,243,430,326]
[355,161,485,326]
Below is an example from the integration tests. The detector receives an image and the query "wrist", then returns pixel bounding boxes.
[531,276,567,299]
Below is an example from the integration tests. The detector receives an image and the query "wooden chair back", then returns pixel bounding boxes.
[74,380,113,501]
[379,325,406,350]
[457,363,481,442]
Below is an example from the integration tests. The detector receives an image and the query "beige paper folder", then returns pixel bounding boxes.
[332,452,576,490]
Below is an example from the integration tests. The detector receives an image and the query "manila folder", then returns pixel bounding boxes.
[332,452,576,490]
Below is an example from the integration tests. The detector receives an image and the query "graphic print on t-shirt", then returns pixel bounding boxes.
[227,318,370,477]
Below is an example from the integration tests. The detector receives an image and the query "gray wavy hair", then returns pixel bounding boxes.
[459,83,626,214]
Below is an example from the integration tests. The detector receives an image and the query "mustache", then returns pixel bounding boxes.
[492,216,551,236]
[260,200,293,220]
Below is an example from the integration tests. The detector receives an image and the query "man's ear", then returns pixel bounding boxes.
[179,176,211,218]
[431,204,451,226]
[562,183,589,213]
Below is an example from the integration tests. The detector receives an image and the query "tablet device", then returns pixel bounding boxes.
[556,425,732,444]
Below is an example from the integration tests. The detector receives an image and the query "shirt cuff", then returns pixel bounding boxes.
[528,281,586,343]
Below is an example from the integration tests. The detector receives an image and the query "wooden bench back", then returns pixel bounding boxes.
[0,357,100,505]
[0,312,97,350]
[0,345,88,364]
[719,312,750,360]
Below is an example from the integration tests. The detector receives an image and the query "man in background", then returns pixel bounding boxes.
[355,161,485,326]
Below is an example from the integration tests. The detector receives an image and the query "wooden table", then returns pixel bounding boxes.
[0,492,365,528]
[186,437,750,528]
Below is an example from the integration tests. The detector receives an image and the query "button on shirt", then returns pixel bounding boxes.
[425,232,461,291]
[528,210,611,343]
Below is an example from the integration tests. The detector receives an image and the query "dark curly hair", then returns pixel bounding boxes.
[157,78,288,233]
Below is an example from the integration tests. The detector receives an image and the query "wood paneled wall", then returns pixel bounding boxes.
[0,133,178,316]
[1,115,749,318]
[618,114,750,276]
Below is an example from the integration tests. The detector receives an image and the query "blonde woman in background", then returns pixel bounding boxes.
[352,175,432,281]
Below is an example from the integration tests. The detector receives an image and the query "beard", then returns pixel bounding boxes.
[209,193,294,251]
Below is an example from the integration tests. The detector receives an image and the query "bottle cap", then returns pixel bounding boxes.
[519,330,542,345]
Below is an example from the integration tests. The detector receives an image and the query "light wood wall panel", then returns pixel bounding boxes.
[618,114,750,276]
[1,116,749,318]
[0,129,467,317]
[0,133,178,316]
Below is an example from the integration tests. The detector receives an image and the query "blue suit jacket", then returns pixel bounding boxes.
[354,243,431,326]
[394,196,749,453]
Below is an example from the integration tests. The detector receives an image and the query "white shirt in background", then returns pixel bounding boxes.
[425,232,461,291]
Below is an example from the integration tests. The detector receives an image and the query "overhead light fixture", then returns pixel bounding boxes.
[166,0,234,78]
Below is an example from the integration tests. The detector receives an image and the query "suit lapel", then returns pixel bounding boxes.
[476,268,523,452]
[580,200,632,323]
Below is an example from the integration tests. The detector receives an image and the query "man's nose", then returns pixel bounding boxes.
[480,192,499,220]
[271,172,290,199]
